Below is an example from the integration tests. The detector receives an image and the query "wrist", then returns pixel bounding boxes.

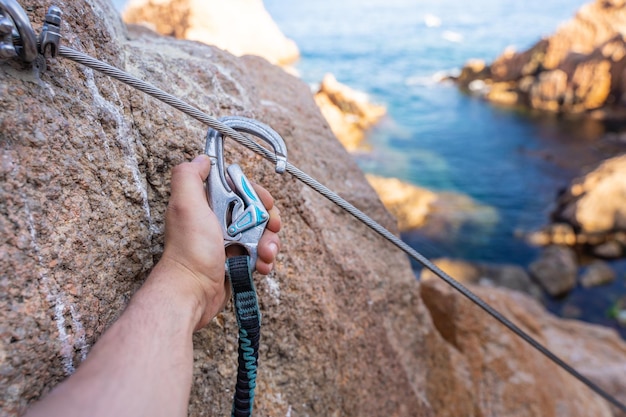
[148,257,226,330]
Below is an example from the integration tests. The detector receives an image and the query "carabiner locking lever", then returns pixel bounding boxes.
[204,116,287,269]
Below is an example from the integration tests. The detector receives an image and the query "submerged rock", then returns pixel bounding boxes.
[314,73,386,151]
[419,258,543,299]
[528,246,578,296]
[122,0,300,66]
[365,174,436,230]
[365,175,499,236]
[580,261,616,288]
[414,191,500,242]
[455,0,626,118]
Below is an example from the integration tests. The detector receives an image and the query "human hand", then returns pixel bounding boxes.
[153,154,281,329]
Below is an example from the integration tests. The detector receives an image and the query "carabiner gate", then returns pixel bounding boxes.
[204,116,288,269]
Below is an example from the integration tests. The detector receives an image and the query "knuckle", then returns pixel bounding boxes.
[166,198,192,218]
[172,162,194,177]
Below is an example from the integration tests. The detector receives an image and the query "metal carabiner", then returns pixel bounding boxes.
[0,2,61,63]
[204,116,288,269]
[0,0,37,62]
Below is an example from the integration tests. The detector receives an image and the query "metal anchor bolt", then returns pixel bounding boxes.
[39,6,62,58]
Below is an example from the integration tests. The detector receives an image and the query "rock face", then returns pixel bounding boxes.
[314,73,386,151]
[1,1,626,417]
[456,0,626,117]
[421,278,626,417]
[122,0,300,66]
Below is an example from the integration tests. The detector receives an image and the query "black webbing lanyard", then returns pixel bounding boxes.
[226,256,261,417]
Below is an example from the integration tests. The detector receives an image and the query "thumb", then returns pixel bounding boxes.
[169,155,211,205]
[191,154,212,180]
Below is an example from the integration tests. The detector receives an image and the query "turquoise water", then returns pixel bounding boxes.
[264,0,626,335]
[264,0,592,264]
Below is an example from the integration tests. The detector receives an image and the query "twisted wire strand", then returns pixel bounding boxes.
[57,45,626,413]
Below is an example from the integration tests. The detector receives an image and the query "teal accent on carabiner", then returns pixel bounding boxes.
[236,212,253,229]
[241,177,259,202]
[254,206,266,225]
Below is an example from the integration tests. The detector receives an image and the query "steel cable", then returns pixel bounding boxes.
[57,45,626,413]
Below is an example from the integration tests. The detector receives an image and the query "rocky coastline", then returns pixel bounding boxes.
[305,0,626,332]
[1,1,626,416]
[436,0,626,323]
[454,0,626,120]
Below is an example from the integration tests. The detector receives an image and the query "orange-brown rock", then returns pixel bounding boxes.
[421,278,626,417]
[527,155,626,261]
[545,154,626,257]
[457,0,626,116]
[490,41,549,83]
[559,154,626,232]
[542,0,626,70]
[2,1,626,416]
[486,81,519,105]
[526,223,578,247]
[122,0,300,66]
[365,175,499,236]
[314,73,386,151]
[529,69,569,112]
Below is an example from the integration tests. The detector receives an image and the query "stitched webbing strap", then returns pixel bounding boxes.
[226,256,260,417]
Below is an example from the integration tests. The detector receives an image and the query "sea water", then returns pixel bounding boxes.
[264,0,626,335]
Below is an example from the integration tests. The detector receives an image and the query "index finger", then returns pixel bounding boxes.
[252,183,274,211]
[252,183,280,233]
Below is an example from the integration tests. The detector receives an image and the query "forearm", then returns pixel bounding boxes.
[25,264,204,417]
[22,155,280,417]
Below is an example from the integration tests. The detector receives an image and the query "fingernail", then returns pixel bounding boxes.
[192,154,209,163]
[269,242,278,257]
